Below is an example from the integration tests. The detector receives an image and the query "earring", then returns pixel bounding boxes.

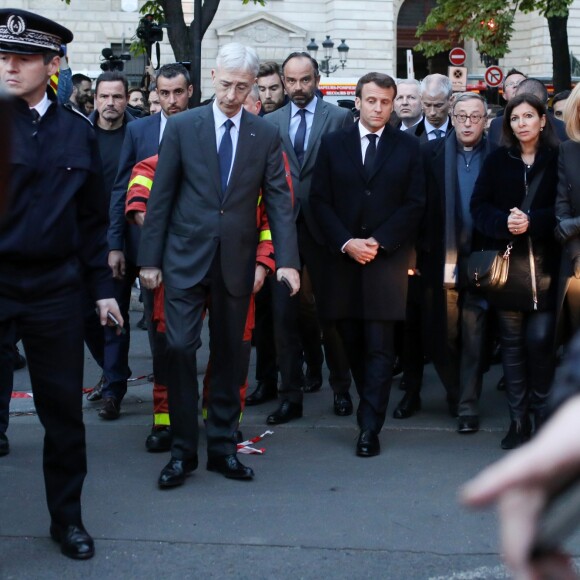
[540,127,544,131]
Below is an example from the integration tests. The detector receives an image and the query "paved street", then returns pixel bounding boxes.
[2,305,580,579]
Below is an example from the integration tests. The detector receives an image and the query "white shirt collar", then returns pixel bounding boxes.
[290,96,318,118]
[213,99,243,131]
[424,117,449,136]
[30,93,50,118]
[358,122,386,141]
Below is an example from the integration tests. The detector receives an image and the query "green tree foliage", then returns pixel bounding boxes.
[415,0,574,91]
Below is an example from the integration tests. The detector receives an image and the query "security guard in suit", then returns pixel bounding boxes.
[0,8,123,560]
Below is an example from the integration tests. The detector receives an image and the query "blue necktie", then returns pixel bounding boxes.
[219,119,234,194]
[293,109,307,166]
[433,129,443,140]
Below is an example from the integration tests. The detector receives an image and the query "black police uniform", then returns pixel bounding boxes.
[0,88,113,529]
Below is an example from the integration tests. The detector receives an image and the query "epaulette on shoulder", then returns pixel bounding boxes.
[62,102,94,126]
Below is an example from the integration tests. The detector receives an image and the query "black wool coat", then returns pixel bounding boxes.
[470,145,560,312]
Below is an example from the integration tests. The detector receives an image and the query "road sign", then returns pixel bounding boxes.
[449,47,466,66]
[448,66,467,92]
[485,66,504,88]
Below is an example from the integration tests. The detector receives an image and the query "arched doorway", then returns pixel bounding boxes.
[396,0,452,80]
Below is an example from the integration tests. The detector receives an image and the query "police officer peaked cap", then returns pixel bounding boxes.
[0,9,73,55]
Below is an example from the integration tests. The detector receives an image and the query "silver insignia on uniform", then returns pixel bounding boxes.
[7,15,26,36]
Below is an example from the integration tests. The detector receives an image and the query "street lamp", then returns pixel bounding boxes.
[307,35,349,77]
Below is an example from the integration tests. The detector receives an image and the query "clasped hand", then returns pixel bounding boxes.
[507,207,529,236]
[344,237,379,265]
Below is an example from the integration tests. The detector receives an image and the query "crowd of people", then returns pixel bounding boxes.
[2,7,580,562]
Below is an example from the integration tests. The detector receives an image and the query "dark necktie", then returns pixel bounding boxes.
[31,109,41,136]
[293,109,307,166]
[218,119,234,194]
[364,133,378,178]
[433,129,443,140]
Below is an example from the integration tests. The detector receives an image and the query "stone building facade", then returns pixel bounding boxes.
[3,0,580,98]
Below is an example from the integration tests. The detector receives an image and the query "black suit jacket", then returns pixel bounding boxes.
[265,98,353,244]
[138,104,299,296]
[310,122,425,321]
[109,113,162,262]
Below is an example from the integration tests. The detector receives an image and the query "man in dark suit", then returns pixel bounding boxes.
[420,73,452,141]
[108,63,192,450]
[419,92,490,433]
[264,52,354,423]
[394,78,426,139]
[138,43,300,486]
[310,72,425,457]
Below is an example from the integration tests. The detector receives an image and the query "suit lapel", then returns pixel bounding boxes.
[343,123,367,182]
[278,104,300,174]
[302,98,327,170]
[368,124,398,181]
[223,109,255,203]
[198,105,222,197]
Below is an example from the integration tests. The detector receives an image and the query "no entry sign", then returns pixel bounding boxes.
[449,47,466,66]
[485,66,504,88]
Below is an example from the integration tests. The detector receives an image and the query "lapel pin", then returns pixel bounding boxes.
[250,132,256,137]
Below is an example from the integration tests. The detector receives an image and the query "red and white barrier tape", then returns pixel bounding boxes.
[237,430,274,454]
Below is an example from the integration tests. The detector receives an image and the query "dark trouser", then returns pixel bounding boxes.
[336,319,395,433]
[83,262,137,401]
[0,288,86,528]
[431,289,489,415]
[270,276,304,404]
[253,279,279,385]
[398,275,424,393]
[298,267,324,371]
[164,254,250,459]
[497,309,556,420]
[298,222,351,394]
[458,292,489,417]
[0,321,16,434]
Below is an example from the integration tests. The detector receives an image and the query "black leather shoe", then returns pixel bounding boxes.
[333,393,353,416]
[98,397,120,420]
[50,524,94,560]
[501,417,531,450]
[158,456,198,488]
[393,392,421,419]
[245,381,278,406]
[207,454,254,480]
[146,426,172,452]
[266,400,303,425]
[304,367,323,393]
[0,432,9,457]
[356,430,380,457]
[86,375,104,402]
[457,415,479,434]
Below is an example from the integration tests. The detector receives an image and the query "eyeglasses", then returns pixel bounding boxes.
[504,81,521,89]
[453,113,484,124]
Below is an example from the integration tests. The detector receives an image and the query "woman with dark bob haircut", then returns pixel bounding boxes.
[470,93,561,449]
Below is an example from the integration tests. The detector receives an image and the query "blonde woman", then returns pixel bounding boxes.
[555,83,580,343]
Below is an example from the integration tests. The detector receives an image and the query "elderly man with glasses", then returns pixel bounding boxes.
[415,92,491,433]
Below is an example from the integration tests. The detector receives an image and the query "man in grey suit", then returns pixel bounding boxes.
[264,52,354,424]
[138,43,300,487]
